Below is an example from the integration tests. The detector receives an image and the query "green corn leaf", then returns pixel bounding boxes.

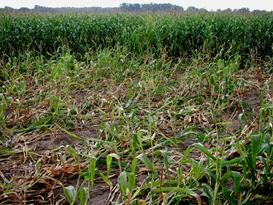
[153,187,197,198]
[194,143,217,161]
[100,172,113,189]
[66,145,79,163]
[222,157,241,166]
[78,186,88,205]
[108,153,120,160]
[201,183,214,203]
[137,153,156,174]
[128,172,136,192]
[63,185,76,205]
[106,154,112,177]
[118,171,128,198]
[162,149,170,177]
[180,146,193,164]
[88,157,96,187]
[131,157,137,175]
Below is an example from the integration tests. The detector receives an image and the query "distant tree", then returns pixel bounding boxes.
[186,6,199,12]
[2,4,265,14]
[216,8,233,13]
[18,7,30,12]
[120,3,128,11]
[199,8,208,13]
[252,9,267,14]
[120,3,140,11]
[222,8,232,13]
[234,8,250,13]
[3,6,15,12]
[120,3,183,12]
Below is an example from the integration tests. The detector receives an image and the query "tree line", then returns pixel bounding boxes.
[0,3,270,13]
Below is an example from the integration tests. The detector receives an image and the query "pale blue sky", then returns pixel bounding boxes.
[1,0,272,11]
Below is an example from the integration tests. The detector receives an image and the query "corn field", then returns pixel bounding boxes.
[0,12,273,205]
[1,13,273,61]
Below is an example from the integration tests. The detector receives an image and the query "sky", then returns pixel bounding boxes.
[0,0,272,11]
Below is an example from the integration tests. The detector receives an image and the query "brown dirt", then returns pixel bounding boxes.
[0,125,100,205]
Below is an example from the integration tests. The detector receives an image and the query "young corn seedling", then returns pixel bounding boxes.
[118,158,137,204]
[64,146,97,205]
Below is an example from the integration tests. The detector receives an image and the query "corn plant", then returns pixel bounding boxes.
[1,13,273,64]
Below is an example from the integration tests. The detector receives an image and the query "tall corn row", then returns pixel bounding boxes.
[0,13,272,62]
